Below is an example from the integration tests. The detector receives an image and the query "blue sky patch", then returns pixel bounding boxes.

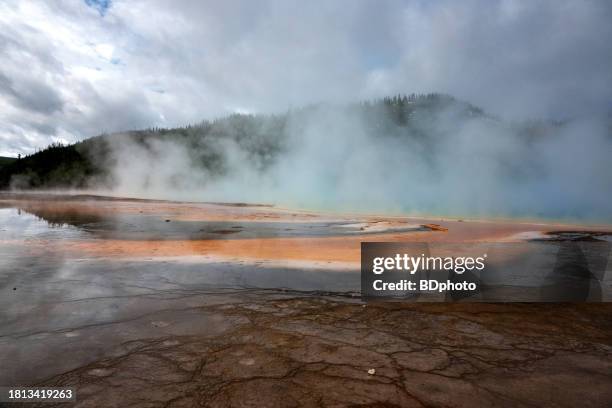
[85,0,111,16]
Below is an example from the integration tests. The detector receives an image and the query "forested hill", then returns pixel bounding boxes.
[0,93,549,190]
[0,157,16,169]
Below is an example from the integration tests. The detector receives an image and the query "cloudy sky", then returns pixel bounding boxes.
[1,0,611,156]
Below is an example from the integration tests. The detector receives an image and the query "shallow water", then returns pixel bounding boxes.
[1,203,424,240]
[1,201,610,301]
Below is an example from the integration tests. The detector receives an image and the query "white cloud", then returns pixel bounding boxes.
[94,43,114,61]
[0,0,611,156]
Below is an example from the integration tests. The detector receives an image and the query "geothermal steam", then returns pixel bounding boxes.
[105,103,612,222]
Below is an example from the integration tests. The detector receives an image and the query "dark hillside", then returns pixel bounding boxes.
[0,157,16,169]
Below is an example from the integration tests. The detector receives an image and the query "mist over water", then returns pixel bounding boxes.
[103,100,612,223]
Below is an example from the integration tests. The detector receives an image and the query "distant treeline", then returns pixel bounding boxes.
[0,93,558,190]
[0,156,17,169]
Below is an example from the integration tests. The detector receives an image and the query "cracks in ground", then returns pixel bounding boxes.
[13,299,612,408]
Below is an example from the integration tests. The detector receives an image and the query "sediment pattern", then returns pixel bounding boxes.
[29,298,612,407]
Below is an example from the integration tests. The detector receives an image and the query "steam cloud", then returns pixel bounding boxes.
[104,103,612,222]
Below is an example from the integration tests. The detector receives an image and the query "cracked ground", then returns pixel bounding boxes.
[23,298,612,407]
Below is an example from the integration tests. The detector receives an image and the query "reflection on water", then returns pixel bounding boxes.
[5,204,425,241]
[0,207,86,241]
[479,241,610,302]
